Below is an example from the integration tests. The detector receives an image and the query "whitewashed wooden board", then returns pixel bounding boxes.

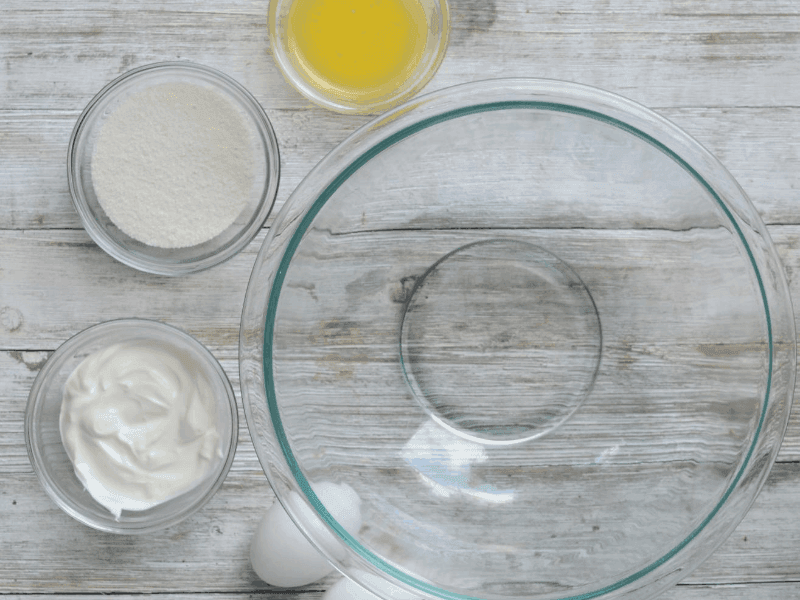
[2,0,800,598]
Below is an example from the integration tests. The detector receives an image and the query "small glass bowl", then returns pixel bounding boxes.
[25,319,239,534]
[268,0,450,114]
[67,62,280,276]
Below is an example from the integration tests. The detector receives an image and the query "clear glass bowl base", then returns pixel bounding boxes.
[400,239,602,444]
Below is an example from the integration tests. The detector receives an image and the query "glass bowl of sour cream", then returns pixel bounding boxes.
[268,0,450,114]
[25,319,239,534]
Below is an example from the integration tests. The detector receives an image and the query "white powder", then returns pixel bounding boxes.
[92,82,258,248]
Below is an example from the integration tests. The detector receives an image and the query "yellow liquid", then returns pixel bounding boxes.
[285,0,429,102]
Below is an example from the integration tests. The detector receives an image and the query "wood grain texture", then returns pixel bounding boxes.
[7,588,800,600]
[2,0,800,598]
[1,463,799,592]
[7,587,800,600]
[3,0,800,111]
[4,225,800,350]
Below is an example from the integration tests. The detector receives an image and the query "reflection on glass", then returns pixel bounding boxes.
[402,420,515,504]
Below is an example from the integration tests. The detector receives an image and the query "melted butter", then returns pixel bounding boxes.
[285,0,429,102]
[59,341,223,518]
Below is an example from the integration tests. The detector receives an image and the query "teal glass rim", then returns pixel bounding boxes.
[261,99,774,600]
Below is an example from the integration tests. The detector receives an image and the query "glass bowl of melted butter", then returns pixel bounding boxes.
[25,319,239,534]
[268,0,450,113]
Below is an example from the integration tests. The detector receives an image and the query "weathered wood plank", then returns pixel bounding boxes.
[1,463,799,592]
[5,586,800,600]
[666,583,800,600]
[6,584,800,600]
[3,225,800,349]
[2,0,800,113]
[0,228,259,353]
[1,106,797,230]
[0,470,275,592]
[8,351,796,468]
[685,462,800,585]
[0,595,323,600]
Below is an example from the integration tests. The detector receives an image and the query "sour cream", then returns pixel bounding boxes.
[59,341,223,518]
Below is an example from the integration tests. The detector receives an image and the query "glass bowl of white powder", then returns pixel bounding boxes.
[25,319,239,534]
[68,62,280,276]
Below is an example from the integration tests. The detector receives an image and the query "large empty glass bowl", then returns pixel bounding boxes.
[240,80,796,600]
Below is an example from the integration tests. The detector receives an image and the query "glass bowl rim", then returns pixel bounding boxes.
[67,60,281,276]
[25,318,240,534]
[241,78,796,600]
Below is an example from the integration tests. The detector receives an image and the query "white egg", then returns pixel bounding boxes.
[250,480,363,587]
[323,572,420,600]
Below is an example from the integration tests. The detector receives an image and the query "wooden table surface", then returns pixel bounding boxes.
[2,1,800,599]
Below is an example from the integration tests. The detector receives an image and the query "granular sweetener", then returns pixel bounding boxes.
[92,82,257,248]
